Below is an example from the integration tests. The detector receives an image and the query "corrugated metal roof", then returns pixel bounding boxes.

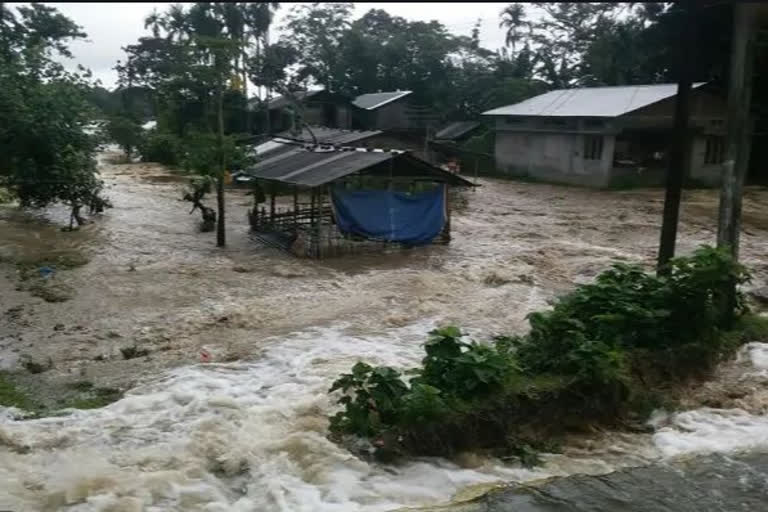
[266,90,322,110]
[246,90,324,111]
[352,91,412,110]
[434,121,481,140]
[244,148,474,187]
[251,128,383,159]
[481,83,708,118]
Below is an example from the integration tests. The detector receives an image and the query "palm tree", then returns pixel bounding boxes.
[499,4,527,53]
[164,4,189,43]
[144,9,164,38]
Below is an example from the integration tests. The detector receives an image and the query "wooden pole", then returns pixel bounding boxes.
[656,0,696,275]
[293,185,299,230]
[716,2,756,326]
[269,188,275,222]
[216,71,226,248]
[717,2,756,260]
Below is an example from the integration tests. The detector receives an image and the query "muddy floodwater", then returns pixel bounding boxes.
[2,151,768,511]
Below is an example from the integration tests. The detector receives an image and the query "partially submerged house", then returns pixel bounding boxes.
[351,90,440,133]
[429,121,488,176]
[239,128,473,258]
[482,83,729,187]
[433,121,484,144]
[248,89,352,134]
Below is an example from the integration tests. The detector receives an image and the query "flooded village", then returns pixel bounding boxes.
[3,2,768,511]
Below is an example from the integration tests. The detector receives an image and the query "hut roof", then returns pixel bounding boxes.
[243,147,474,188]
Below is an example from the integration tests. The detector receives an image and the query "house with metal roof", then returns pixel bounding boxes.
[433,121,483,143]
[240,127,473,258]
[247,89,353,134]
[350,90,439,134]
[482,83,729,187]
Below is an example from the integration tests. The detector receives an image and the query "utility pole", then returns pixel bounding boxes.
[657,0,696,275]
[717,2,756,260]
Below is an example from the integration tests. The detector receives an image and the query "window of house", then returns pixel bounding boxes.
[584,135,604,160]
[704,135,726,164]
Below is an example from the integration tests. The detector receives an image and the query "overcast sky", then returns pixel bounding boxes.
[38,2,513,90]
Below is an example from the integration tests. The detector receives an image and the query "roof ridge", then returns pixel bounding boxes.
[481,82,708,117]
[544,82,707,93]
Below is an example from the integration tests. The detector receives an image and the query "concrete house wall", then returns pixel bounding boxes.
[494,118,618,187]
[492,89,728,187]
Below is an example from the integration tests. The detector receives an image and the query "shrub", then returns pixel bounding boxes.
[328,362,408,437]
[105,115,144,159]
[138,130,184,166]
[328,245,756,461]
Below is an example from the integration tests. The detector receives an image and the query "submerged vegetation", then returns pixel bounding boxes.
[328,246,768,462]
[0,374,123,417]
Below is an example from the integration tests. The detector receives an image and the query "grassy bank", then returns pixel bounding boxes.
[0,373,122,418]
[327,246,768,463]
[1,251,89,303]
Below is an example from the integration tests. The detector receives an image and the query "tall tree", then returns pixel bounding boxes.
[499,3,528,53]
[117,2,256,246]
[0,3,109,227]
[280,2,353,91]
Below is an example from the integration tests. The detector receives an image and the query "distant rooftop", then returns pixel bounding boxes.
[249,127,383,160]
[246,89,327,111]
[482,83,708,118]
[352,90,412,110]
[434,121,481,141]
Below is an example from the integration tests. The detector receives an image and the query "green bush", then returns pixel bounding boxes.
[328,245,757,460]
[105,115,144,158]
[138,130,184,166]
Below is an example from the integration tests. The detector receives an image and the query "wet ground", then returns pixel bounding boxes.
[2,151,766,392]
[2,151,768,510]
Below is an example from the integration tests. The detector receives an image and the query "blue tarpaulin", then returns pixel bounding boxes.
[331,185,446,245]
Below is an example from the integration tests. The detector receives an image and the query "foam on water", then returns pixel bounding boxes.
[653,408,768,458]
[0,322,552,511]
[3,328,768,511]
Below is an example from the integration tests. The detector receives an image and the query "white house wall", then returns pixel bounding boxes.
[494,124,615,187]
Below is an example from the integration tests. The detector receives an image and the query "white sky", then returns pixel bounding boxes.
[34,2,513,90]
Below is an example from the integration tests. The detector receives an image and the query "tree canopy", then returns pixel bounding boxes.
[0,3,108,226]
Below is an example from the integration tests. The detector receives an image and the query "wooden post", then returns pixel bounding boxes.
[657,0,696,275]
[445,184,451,243]
[474,157,479,188]
[716,2,756,326]
[216,69,226,248]
[293,185,299,229]
[717,2,756,260]
[269,188,275,223]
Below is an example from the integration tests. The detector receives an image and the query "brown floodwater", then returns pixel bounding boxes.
[1,151,768,511]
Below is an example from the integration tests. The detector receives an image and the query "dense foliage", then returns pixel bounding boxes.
[268,2,744,123]
[328,246,760,461]
[0,3,109,225]
[105,115,144,160]
[116,2,277,246]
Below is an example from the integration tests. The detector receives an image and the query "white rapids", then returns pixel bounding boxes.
[3,321,768,512]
